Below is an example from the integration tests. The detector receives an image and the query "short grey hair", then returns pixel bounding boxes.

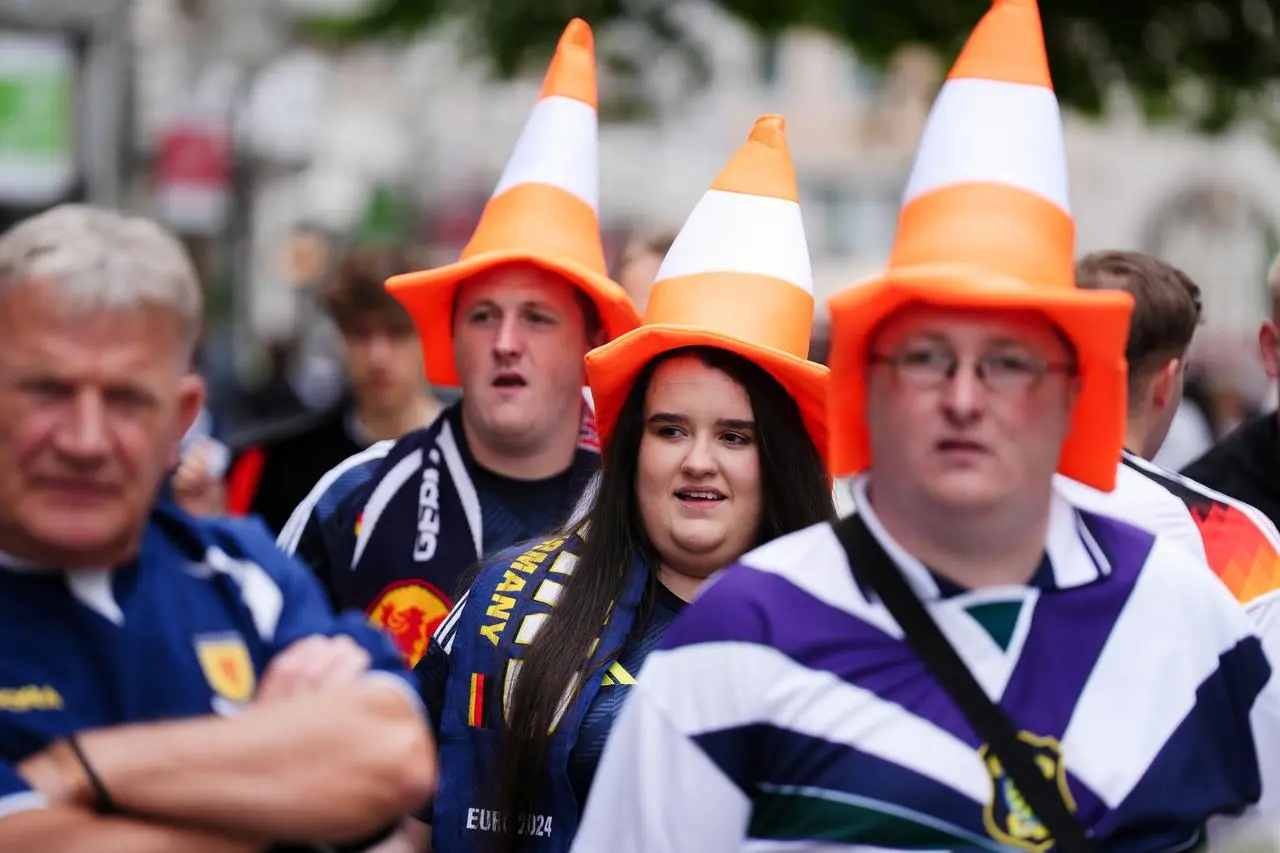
[0,204,203,360]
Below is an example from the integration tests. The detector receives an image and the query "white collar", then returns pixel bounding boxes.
[849,474,1112,599]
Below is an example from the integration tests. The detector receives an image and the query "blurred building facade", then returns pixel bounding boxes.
[0,0,132,223]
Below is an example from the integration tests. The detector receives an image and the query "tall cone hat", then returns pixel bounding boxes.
[586,115,829,460]
[825,0,1133,490]
[386,19,641,386]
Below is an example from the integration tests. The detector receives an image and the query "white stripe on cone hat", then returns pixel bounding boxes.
[825,0,1133,490]
[586,114,830,460]
[387,18,640,386]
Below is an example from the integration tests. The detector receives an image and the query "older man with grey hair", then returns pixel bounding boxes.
[0,204,434,852]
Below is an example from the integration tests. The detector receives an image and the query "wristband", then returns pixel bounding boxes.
[65,733,116,814]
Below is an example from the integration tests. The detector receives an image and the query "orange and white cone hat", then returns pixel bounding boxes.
[386,18,641,386]
[586,115,829,459]
[825,0,1134,490]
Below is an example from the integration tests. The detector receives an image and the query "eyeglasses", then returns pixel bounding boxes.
[868,347,1077,393]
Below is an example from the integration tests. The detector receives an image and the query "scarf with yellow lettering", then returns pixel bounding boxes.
[431,527,649,852]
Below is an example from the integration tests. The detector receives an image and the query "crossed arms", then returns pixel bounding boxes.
[1,636,436,853]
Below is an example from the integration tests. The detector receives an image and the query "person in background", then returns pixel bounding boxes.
[610,228,676,314]
[218,247,442,538]
[233,338,316,428]
[415,114,834,853]
[277,18,642,668]
[1058,250,1280,604]
[171,432,231,517]
[573,2,1280,849]
[1183,251,1280,529]
[0,204,433,852]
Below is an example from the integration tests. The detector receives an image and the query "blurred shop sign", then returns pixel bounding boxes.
[154,115,231,235]
[0,30,77,205]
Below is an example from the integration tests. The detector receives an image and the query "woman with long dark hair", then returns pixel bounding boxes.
[411,115,832,853]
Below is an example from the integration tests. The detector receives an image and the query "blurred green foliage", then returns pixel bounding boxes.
[299,0,1280,132]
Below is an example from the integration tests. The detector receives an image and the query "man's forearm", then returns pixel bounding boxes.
[0,806,264,853]
[80,677,435,843]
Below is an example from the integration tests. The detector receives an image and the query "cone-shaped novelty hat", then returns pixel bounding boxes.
[586,115,829,459]
[825,0,1133,490]
[386,19,641,386]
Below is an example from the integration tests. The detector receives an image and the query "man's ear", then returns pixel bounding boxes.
[1148,358,1181,414]
[169,372,207,469]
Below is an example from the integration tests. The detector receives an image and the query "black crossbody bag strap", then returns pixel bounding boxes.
[830,514,1098,853]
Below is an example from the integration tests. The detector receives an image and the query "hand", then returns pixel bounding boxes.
[16,739,90,809]
[172,438,227,517]
[256,635,372,704]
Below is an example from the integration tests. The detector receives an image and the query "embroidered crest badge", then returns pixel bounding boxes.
[981,732,1078,852]
[194,632,256,705]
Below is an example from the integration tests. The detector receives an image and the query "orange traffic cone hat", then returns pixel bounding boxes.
[825,0,1134,490]
[586,115,829,459]
[386,18,641,386]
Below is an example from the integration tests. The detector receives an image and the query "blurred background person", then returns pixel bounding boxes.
[609,228,676,313]
[219,245,442,535]
[1059,250,1280,606]
[1183,253,1280,528]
